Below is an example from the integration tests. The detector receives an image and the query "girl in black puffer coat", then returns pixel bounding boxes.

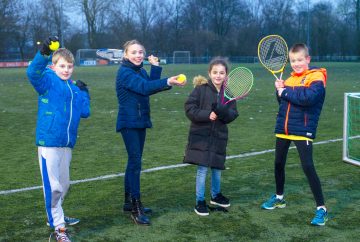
[183,57,238,216]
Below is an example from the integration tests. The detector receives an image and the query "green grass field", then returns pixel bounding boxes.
[1,62,360,241]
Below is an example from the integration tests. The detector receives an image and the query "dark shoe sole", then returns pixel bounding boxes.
[194,208,209,216]
[210,200,230,208]
[131,214,151,226]
[124,206,152,213]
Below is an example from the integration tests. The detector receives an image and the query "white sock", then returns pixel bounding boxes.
[317,206,326,212]
[55,224,66,231]
[276,194,284,200]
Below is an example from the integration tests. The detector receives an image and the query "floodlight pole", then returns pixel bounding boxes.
[307,0,310,48]
[60,0,64,47]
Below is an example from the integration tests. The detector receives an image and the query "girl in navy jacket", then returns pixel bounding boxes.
[115,40,186,225]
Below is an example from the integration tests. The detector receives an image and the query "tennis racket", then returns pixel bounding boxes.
[220,67,254,105]
[97,49,160,63]
[258,35,288,80]
[96,48,124,61]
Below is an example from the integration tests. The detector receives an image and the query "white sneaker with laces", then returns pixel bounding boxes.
[49,227,71,242]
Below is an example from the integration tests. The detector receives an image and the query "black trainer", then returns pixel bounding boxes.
[194,200,209,216]
[210,193,230,208]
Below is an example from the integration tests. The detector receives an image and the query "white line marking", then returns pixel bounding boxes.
[0,137,353,195]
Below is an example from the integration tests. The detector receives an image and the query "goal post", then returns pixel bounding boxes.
[343,92,360,166]
[173,51,191,64]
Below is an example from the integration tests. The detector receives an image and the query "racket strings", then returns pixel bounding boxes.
[259,37,288,72]
[224,68,253,99]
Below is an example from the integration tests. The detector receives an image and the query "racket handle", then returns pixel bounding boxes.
[272,73,279,81]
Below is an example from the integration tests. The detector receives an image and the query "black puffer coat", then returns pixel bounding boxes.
[183,76,238,170]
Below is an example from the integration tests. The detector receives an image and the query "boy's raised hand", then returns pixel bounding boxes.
[275,80,284,89]
[40,36,60,56]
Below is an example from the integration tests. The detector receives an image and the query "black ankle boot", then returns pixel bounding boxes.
[123,193,152,213]
[131,198,150,225]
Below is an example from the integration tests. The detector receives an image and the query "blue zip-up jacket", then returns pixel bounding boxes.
[275,67,327,139]
[115,59,171,131]
[26,52,90,148]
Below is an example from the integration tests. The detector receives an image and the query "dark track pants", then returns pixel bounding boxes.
[274,137,325,206]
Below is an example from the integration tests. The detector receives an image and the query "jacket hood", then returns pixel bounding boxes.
[192,75,208,87]
[291,67,327,86]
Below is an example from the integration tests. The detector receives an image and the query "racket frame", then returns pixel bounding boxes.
[258,34,288,80]
[220,67,254,105]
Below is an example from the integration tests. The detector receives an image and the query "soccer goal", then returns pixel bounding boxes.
[343,92,360,166]
[173,51,191,64]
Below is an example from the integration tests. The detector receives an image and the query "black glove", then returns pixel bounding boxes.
[213,103,229,119]
[75,80,88,92]
[40,36,59,56]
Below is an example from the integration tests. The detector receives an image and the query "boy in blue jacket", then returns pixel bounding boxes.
[27,36,90,241]
[261,43,328,226]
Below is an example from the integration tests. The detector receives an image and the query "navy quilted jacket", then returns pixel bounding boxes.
[115,60,171,131]
[275,67,327,139]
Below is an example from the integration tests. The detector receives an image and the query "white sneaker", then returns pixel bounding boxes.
[49,227,71,242]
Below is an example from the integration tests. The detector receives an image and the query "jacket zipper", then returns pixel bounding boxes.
[284,86,294,135]
[138,103,141,117]
[284,103,290,135]
[66,82,73,146]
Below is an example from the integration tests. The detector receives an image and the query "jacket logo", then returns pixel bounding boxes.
[300,77,306,85]
[306,132,312,136]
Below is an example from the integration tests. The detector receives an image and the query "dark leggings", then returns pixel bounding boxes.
[275,137,325,206]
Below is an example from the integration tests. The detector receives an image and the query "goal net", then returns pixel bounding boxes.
[173,51,190,64]
[343,92,360,166]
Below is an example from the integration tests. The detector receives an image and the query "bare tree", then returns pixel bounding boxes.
[0,0,21,59]
[107,0,137,48]
[131,0,158,46]
[151,2,177,55]
[79,0,112,48]
[311,3,335,56]
[336,0,356,55]
[260,0,295,39]
[356,0,360,54]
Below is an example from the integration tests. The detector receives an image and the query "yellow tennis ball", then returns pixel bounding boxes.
[177,74,186,83]
[49,41,60,51]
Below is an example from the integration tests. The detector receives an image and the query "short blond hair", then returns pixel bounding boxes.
[52,48,74,64]
[123,39,145,56]
[289,43,309,57]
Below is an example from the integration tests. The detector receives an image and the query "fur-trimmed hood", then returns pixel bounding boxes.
[192,75,208,87]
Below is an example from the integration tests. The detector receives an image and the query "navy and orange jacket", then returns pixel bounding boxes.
[275,67,327,139]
